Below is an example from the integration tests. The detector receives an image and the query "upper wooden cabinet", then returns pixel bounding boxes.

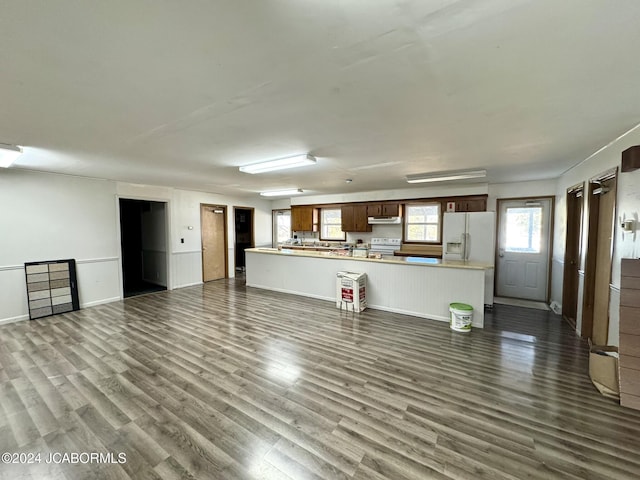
[367,203,400,217]
[291,206,318,232]
[341,205,372,232]
[455,197,487,212]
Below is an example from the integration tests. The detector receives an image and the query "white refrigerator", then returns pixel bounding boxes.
[443,212,496,307]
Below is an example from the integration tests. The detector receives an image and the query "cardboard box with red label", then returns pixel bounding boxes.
[336,272,367,312]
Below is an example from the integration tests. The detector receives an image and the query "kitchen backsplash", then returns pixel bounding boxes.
[291,224,402,244]
[291,231,319,242]
[346,224,403,244]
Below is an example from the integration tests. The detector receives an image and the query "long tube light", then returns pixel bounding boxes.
[406,169,486,184]
[260,189,304,197]
[240,154,316,174]
[0,144,23,168]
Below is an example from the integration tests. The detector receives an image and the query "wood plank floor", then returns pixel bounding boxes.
[1,277,639,479]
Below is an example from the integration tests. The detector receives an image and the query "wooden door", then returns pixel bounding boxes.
[592,178,616,344]
[201,204,227,282]
[561,185,583,329]
[582,171,617,343]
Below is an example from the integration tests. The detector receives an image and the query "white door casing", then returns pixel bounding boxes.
[496,198,552,301]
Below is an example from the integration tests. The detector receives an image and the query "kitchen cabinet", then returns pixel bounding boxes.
[455,197,487,212]
[367,203,400,217]
[291,206,318,232]
[341,205,372,232]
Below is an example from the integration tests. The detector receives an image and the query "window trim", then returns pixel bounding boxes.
[403,202,442,244]
[319,207,346,241]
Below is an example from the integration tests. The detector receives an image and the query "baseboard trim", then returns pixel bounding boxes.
[81,297,122,308]
[245,284,460,326]
[173,281,204,289]
[0,314,30,325]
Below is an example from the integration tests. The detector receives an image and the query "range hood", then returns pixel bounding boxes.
[368,216,402,225]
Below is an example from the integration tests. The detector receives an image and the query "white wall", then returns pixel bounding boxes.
[487,179,558,212]
[0,170,121,323]
[552,125,640,345]
[117,184,273,289]
[0,170,273,323]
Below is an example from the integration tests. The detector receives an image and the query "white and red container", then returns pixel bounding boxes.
[336,271,367,312]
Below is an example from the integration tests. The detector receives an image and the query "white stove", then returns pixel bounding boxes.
[369,238,402,256]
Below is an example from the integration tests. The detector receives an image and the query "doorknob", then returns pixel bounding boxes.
[498,248,504,257]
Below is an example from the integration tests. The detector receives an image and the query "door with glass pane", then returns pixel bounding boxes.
[496,198,552,301]
[272,210,291,247]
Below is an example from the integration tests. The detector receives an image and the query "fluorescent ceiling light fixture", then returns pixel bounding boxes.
[406,169,486,184]
[0,143,22,168]
[240,154,316,174]
[260,189,304,197]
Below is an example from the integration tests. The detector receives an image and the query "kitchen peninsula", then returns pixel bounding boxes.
[245,247,492,327]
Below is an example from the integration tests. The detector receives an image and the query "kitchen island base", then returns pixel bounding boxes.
[246,249,487,327]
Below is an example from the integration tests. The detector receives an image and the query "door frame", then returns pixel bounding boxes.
[116,195,172,299]
[495,195,555,302]
[561,183,585,330]
[581,168,617,341]
[200,204,228,281]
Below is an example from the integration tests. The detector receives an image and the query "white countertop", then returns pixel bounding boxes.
[246,247,492,270]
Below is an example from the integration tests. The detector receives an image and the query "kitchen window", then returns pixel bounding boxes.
[320,208,346,241]
[405,203,440,243]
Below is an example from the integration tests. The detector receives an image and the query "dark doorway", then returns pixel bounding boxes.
[119,199,168,298]
[234,207,254,272]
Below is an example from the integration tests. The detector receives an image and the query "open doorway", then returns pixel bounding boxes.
[561,183,584,330]
[234,207,254,272]
[201,204,228,282]
[119,199,168,298]
[581,169,617,343]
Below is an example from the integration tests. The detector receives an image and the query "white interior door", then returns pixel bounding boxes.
[496,198,551,301]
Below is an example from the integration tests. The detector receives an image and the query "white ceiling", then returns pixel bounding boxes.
[2,1,640,198]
